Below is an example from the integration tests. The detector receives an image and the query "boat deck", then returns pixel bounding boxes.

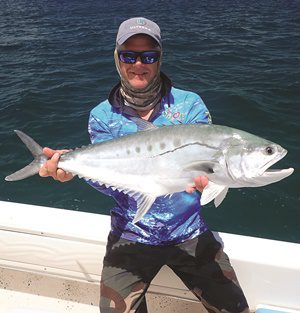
[0,201,299,312]
[0,266,207,313]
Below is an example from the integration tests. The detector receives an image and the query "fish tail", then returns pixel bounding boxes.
[5,130,48,181]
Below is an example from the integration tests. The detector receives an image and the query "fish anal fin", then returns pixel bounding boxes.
[91,181,157,224]
[200,182,228,207]
[132,193,156,224]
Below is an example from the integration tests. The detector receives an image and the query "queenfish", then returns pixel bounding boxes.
[5,118,294,223]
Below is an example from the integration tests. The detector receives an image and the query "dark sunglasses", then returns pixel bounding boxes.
[118,50,160,64]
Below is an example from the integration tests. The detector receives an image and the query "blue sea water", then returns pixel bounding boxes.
[0,0,299,243]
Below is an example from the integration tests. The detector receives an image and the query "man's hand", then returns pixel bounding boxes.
[186,176,209,193]
[39,147,74,182]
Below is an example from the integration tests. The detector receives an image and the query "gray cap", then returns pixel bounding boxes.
[116,17,161,47]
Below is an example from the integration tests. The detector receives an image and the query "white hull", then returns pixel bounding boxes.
[0,200,299,313]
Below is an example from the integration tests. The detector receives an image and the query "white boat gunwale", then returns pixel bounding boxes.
[0,200,299,312]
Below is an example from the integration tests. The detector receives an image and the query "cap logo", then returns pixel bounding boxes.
[136,18,146,26]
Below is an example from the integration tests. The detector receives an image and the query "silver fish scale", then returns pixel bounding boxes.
[57,124,244,198]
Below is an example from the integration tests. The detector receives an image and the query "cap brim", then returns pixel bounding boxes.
[117,31,161,47]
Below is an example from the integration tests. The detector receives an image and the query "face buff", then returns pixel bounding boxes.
[114,48,163,111]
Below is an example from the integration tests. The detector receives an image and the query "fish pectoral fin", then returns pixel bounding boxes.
[214,186,229,207]
[200,182,228,207]
[183,161,218,174]
[131,193,157,224]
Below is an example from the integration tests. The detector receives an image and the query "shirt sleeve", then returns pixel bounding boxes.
[85,111,118,197]
[184,93,212,125]
[88,112,114,144]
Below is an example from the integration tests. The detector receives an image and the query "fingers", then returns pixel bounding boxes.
[194,176,209,193]
[186,183,196,193]
[43,147,70,158]
[186,176,209,193]
[39,152,60,179]
[39,149,73,182]
[56,168,74,182]
[42,147,57,158]
[47,152,61,176]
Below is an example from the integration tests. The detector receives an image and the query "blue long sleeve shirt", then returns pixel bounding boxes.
[87,86,211,245]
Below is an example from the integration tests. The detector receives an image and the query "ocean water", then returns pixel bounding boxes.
[0,0,299,243]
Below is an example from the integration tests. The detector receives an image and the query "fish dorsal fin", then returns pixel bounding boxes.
[200,181,228,207]
[183,161,218,174]
[129,116,159,131]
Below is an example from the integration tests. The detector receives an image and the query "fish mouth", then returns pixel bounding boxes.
[260,148,287,174]
[263,167,294,177]
[255,149,294,186]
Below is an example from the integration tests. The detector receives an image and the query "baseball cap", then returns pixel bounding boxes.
[116,17,161,47]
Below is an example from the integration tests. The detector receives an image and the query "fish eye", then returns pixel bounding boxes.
[265,146,274,155]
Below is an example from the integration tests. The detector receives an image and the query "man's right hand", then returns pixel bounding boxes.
[39,147,74,182]
[186,176,209,193]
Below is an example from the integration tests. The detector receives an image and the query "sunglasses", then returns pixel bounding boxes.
[118,50,160,64]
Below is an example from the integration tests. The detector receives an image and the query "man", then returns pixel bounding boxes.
[40,17,249,313]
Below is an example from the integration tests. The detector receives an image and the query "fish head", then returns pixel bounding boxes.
[224,135,294,187]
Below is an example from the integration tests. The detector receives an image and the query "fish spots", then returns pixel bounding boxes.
[135,146,141,153]
[160,142,166,150]
[147,145,152,152]
[173,138,181,147]
[126,149,131,155]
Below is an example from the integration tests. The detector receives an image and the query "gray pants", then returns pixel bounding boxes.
[100,231,248,313]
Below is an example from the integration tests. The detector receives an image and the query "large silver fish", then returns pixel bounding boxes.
[5,119,294,223]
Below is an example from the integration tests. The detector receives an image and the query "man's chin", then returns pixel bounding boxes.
[128,79,149,89]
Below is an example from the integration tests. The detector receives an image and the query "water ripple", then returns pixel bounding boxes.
[0,0,299,242]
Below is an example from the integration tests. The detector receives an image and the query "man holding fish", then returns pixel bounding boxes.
[39,17,249,313]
